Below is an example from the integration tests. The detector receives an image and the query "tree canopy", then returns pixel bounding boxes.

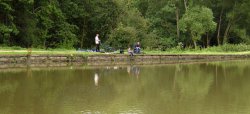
[0,0,250,49]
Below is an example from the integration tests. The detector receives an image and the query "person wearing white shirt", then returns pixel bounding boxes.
[95,34,100,52]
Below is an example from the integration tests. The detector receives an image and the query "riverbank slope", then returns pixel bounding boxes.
[0,51,250,68]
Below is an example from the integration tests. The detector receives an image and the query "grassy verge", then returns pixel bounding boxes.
[0,50,98,55]
[1,49,250,55]
[1,44,250,55]
[144,44,250,55]
[144,50,250,55]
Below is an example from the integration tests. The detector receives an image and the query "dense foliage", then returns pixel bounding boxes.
[0,0,250,50]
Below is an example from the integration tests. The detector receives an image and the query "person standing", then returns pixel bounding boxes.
[95,34,100,52]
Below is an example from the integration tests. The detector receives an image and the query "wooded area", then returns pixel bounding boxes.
[0,0,250,50]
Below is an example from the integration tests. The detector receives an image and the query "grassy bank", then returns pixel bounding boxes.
[1,44,250,55]
[145,44,250,55]
[0,46,95,55]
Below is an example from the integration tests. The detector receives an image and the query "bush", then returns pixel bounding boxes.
[167,44,250,53]
[0,46,24,50]
[220,44,250,52]
[202,44,250,52]
[12,46,23,50]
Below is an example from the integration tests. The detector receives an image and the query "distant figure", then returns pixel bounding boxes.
[95,34,100,52]
[134,42,141,54]
[128,47,134,56]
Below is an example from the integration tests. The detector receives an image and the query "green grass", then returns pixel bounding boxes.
[144,44,250,55]
[0,50,96,55]
[1,49,250,55]
[144,50,250,55]
[0,48,120,55]
[1,44,250,55]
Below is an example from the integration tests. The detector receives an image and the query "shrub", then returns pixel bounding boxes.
[203,44,250,52]
[220,44,250,52]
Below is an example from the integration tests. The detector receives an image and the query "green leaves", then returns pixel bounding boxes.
[18,0,34,4]
[108,24,137,49]
[35,1,78,49]
[107,0,149,49]
[0,0,18,45]
[179,6,217,48]
[0,0,250,49]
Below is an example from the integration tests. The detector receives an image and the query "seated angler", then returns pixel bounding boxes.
[128,47,134,56]
[134,42,141,54]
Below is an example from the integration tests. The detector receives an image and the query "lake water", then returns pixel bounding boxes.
[0,60,250,114]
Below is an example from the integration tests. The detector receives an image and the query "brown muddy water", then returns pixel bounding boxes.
[0,60,250,114]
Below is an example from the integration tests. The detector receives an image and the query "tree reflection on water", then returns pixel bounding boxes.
[0,60,250,114]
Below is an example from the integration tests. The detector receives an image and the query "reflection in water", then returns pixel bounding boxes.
[94,73,99,86]
[127,65,140,79]
[113,66,118,70]
[127,65,131,74]
[26,66,33,77]
[0,60,250,114]
[106,66,111,70]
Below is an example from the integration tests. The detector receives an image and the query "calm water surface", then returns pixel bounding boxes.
[0,60,250,114]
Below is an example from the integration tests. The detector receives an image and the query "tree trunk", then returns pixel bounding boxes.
[183,0,188,11]
[43,40,46,49]
[80,18,87,48]
[191,33,197,49]
[43,30,47,49]
[81,30,84,49]
[206,32,210,47]
[80,31,84,48]
[193,40,197,49]
[223,21,232,44]
[175,6,180,40]
[217,8,223,45]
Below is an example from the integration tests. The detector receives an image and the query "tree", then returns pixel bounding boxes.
[11,0,38,47]
[1,0,250,49]
[107,0,149,49]
[179,6,216,48]
[222,0,250,44]
[35,0,77,49]
[0,0,18,46]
